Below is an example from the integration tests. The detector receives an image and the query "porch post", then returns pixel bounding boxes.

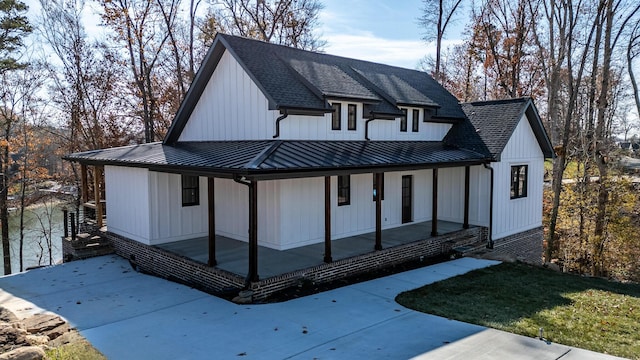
[207,177,216,266]
[324,176,332,263]
[248,180,259,282]
[374,172,382,250]
[80,164,88,203]
[431,168,438,237]
[464,166,470,229]
[94,166,103,228]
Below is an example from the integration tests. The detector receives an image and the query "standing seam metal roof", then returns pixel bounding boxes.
[64,140,489,178]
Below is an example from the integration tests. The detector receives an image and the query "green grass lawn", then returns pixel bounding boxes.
[396,262,640,359]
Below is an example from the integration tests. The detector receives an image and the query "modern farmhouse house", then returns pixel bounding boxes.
[64,34,553,300]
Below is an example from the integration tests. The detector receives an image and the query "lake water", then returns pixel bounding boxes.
[0,200,68,275]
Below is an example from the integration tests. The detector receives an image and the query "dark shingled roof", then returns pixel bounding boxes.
[64,140,488,180]
[164,34,466,143]
[460,97,554,160]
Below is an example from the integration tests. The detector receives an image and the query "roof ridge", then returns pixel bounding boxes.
[247,140,284,169]
[462,97,532,106]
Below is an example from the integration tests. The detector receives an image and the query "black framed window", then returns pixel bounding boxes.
[400,108,407,132]
[337,175,350,206]
[412,109,419,132]
[182,175,200,206]
[510,165,528,199]
[332,103,341,130]
[347,104,357,130]
[373,173,384,201]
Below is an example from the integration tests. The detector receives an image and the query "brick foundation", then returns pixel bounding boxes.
[490,227,543,265]
[97,226,486,301]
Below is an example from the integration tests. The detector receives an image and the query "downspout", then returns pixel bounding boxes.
[233,175,258,285]
[272,110,289,138]
[483,163,494,249]
[365,118,375,141]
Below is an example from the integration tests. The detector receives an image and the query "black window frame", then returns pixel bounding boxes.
[181,175,200,206]
[337,175,350,206]
[510,165,528,199]
[373,173,384,201]
[400,108,407,132]
[412,109,420,132]
[347,104,357,131]
[331,103,342,130]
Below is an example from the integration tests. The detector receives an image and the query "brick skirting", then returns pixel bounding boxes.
[491,227,544,265]
[97,226,486,301]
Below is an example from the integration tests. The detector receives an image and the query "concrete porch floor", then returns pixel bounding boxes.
[157,220,474,278]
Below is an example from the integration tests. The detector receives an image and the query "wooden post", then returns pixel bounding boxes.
[324,176,332,263]
[94,166,103,228]
[208,178,216,266]
[247,180,259,283]
[70,213,76,241]
[80,164,88,203]
[62,208,69,238]
[375,172,382,250]
[431,168,438,237]
[463,166,470,229]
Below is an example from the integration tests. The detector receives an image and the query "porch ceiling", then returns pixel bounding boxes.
[63,140,489,180]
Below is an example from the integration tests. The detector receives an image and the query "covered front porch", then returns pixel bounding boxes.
[158,220,477,278]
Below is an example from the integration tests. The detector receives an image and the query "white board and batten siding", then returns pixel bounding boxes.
[105,166,151,244]
[178,50,452,142]
[491,115,545,240]
[148,173,209,245]
[179,51,276,141]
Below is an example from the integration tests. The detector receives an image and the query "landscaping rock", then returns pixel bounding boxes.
[0,324,30,352]
[0,346,46,360]
[0,307,18,323]
[41,322,70,340]
[22,314,65,335]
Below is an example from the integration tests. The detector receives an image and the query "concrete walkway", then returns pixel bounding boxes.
[0,255,624,359]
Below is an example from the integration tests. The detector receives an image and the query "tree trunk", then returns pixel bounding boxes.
[1,141,10,275]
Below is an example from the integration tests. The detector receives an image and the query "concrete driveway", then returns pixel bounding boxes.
[0,255,623,359]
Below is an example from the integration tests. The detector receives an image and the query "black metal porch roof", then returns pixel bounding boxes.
[65,140,489,179]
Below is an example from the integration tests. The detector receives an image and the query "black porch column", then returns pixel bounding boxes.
[464,166,470,229]
[207,177,217,266]
[431,168,438,237]
[375,172,383,250]
[248,180,259,283]
[324,176,332,263]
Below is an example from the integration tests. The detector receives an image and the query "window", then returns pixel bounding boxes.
[400,108,407,132]
[337,175,350,206]
[182,175,200,206]
[347,104,357,130]
[373,173,384,201]
[510,165,528,199]
[331,103,341,130]
[412,109,420,132]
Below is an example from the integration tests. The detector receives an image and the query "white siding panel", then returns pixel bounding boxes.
[105,166,151,244]
[148,173,208,244]
[438,167,465,223]
[179,51,275,141]
[492,115,545,239]
[215,178,249,241]
[257,180,281,249]
[469,165,490,227]
[278,177,324,249]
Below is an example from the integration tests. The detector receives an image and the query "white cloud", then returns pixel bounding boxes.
[323,34,463,70]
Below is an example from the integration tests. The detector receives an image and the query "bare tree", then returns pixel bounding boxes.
[204,0,326,51]
[628,22,640,122]
[100,0,170,143]
[418,0,464,81]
